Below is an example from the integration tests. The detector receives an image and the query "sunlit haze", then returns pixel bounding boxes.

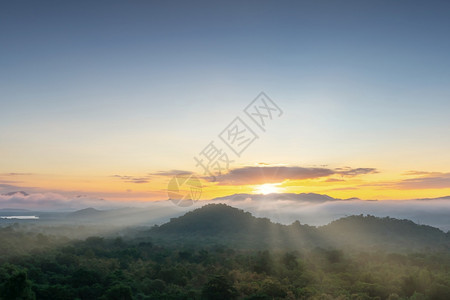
[1,2,450,299]
[1,1,450,207]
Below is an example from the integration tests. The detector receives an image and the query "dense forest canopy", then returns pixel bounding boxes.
[0,204,449,299]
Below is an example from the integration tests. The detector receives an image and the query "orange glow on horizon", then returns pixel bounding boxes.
[2,171,450,203]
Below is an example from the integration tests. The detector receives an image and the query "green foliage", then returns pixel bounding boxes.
[201,275,237,300]
[252,251,273,275]
[102,284,133,300]
[0,265,35,300]
[0,204,449,300]
[151,204,450,252]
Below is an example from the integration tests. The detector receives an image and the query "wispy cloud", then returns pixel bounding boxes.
[214,166,377,185]
[112,170,194,184]
[112,175,152,184]
[0,183,40,194]
[343,170,450,191]
[396,172,450,189]
[402,170,437,176]
[0,173,34,176]
[0,181,22,186]
[325,187,359,191]
[325,178,346,183]
[335,167,378,177]
[0,192,109,210]
[149,170,193,176]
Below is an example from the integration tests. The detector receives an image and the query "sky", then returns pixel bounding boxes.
[1,1,450,207]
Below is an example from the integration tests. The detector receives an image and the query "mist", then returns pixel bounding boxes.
[206,198,450,231]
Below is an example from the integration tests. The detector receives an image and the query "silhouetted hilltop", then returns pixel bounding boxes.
[150,204,449,251]
[154,203,274,235]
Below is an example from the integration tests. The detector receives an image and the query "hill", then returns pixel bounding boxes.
[67,207,103,218]
[151,204,450,251]
[318,214,449,251]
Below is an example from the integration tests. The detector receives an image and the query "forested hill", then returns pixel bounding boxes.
[151,204,450,251]
[318,214,449,250]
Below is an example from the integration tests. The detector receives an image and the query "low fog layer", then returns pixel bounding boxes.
[1,191,449,231]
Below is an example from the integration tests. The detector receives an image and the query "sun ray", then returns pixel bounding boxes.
[254,183,284,195]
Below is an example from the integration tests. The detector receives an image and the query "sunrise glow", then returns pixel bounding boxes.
[254,183,284,195]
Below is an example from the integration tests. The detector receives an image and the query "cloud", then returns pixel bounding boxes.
[402,170,437,176]
[1,189,449,232]
[0,192,110,210]
[214,166,333,185]
[335,167,378,177]
[325,178,346,183]
[0,173,34,176]
[325,187,358,191]
[130,180,150,184]
[214,166,377,185]
[149,170,193,176]
[396,172,450,190]
[112,175,151,184]
[0,183,41,194]
[0,182,21,186]
[113,170,195,183]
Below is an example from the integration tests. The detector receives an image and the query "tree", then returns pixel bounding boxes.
[261,279,287,298]
[253,251,273,275]
[201,275,237,300]
[102,284,133,300]
[282,252,298,270]
[1,268,35,300]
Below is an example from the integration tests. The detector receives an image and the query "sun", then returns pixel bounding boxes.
[254,183,283,195]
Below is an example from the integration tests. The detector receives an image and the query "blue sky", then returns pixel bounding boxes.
[1,1,450,202]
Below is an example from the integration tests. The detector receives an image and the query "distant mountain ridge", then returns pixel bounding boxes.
[0,208,30,212]
[1,191,450,231]
[212,192,450,202]
[212,192,354,202]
